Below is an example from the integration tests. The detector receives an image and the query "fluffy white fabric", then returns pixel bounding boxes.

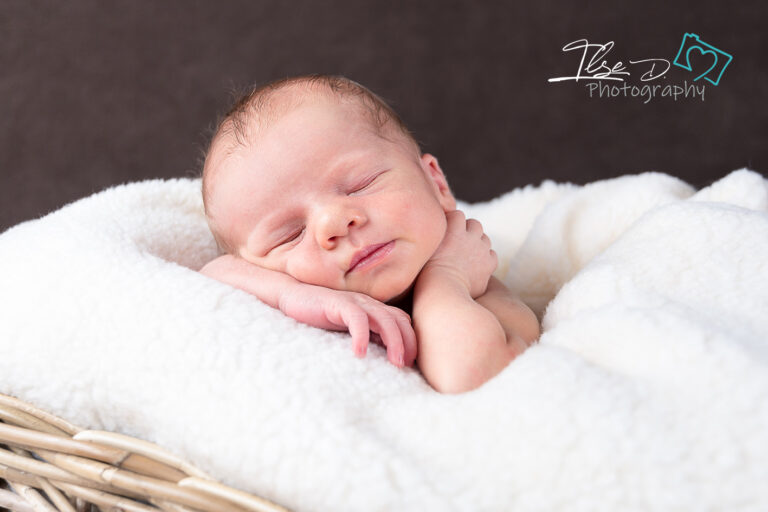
[1,169,767,511]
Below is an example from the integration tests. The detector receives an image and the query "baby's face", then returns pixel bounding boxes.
[209,98,455,302]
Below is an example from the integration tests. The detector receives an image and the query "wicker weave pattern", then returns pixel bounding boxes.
[0,393,289,512]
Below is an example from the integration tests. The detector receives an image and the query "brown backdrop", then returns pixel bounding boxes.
[1,0,766,232]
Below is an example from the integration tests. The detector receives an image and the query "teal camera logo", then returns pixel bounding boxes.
[673,33,732,86]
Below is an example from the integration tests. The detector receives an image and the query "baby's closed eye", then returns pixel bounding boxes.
[280,228,304,245]
[348,170,388,195]
[272,227,305,250]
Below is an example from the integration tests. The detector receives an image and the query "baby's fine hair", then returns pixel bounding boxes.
[201,74,420,254]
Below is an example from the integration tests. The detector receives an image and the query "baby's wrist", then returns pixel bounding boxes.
[203,255,300,310]
[417,263,472,296]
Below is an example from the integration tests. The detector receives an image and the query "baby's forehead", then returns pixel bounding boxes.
[205,85,415,209]
[214,96,391,163]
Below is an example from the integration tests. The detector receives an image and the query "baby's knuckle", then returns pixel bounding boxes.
[395,309,412,322]
[348,307,367,320]
[382,314,398,327]
[448,210,466,224]
[353,293,375,306]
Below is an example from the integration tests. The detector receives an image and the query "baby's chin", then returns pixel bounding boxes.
[347,269,418,305]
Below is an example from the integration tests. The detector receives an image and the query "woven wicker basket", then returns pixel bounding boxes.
[0,393,289,512]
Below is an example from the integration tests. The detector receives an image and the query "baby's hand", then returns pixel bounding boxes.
[278,283,417,368]
[422,210,497,298]
[200,255,415,368]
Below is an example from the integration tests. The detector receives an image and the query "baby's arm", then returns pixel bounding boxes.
[200,255,416,367]
[412,211,540,394]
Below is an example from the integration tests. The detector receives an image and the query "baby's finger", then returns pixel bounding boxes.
[369,313,405,367]
[467,218,483,233]
[445,210,466,230]
[391,311,417,367]
[341,306,370,357]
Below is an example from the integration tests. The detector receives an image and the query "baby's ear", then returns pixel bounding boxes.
[420,153,456,212]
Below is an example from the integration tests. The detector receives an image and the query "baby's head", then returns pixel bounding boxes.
[202,75,456,302]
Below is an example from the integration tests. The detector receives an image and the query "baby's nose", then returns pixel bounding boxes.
[316,206,366,249]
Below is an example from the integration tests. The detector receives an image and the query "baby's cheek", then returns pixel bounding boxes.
[389,191,430,222]
[417,207,448,247]
[286,253,338,289]
[285,257,313,284]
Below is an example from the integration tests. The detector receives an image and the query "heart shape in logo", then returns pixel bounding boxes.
[686,46,719,82]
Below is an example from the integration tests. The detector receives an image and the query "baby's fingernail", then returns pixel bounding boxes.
[398,354,405,367]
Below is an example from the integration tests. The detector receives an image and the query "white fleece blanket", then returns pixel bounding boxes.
[1,169,767,512]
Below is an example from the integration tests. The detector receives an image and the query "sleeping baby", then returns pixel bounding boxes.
[199,74,540,393]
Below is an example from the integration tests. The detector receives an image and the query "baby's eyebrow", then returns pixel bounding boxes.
[259,213,296,240]
[328,149,376,176]
[260,210,288,232]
